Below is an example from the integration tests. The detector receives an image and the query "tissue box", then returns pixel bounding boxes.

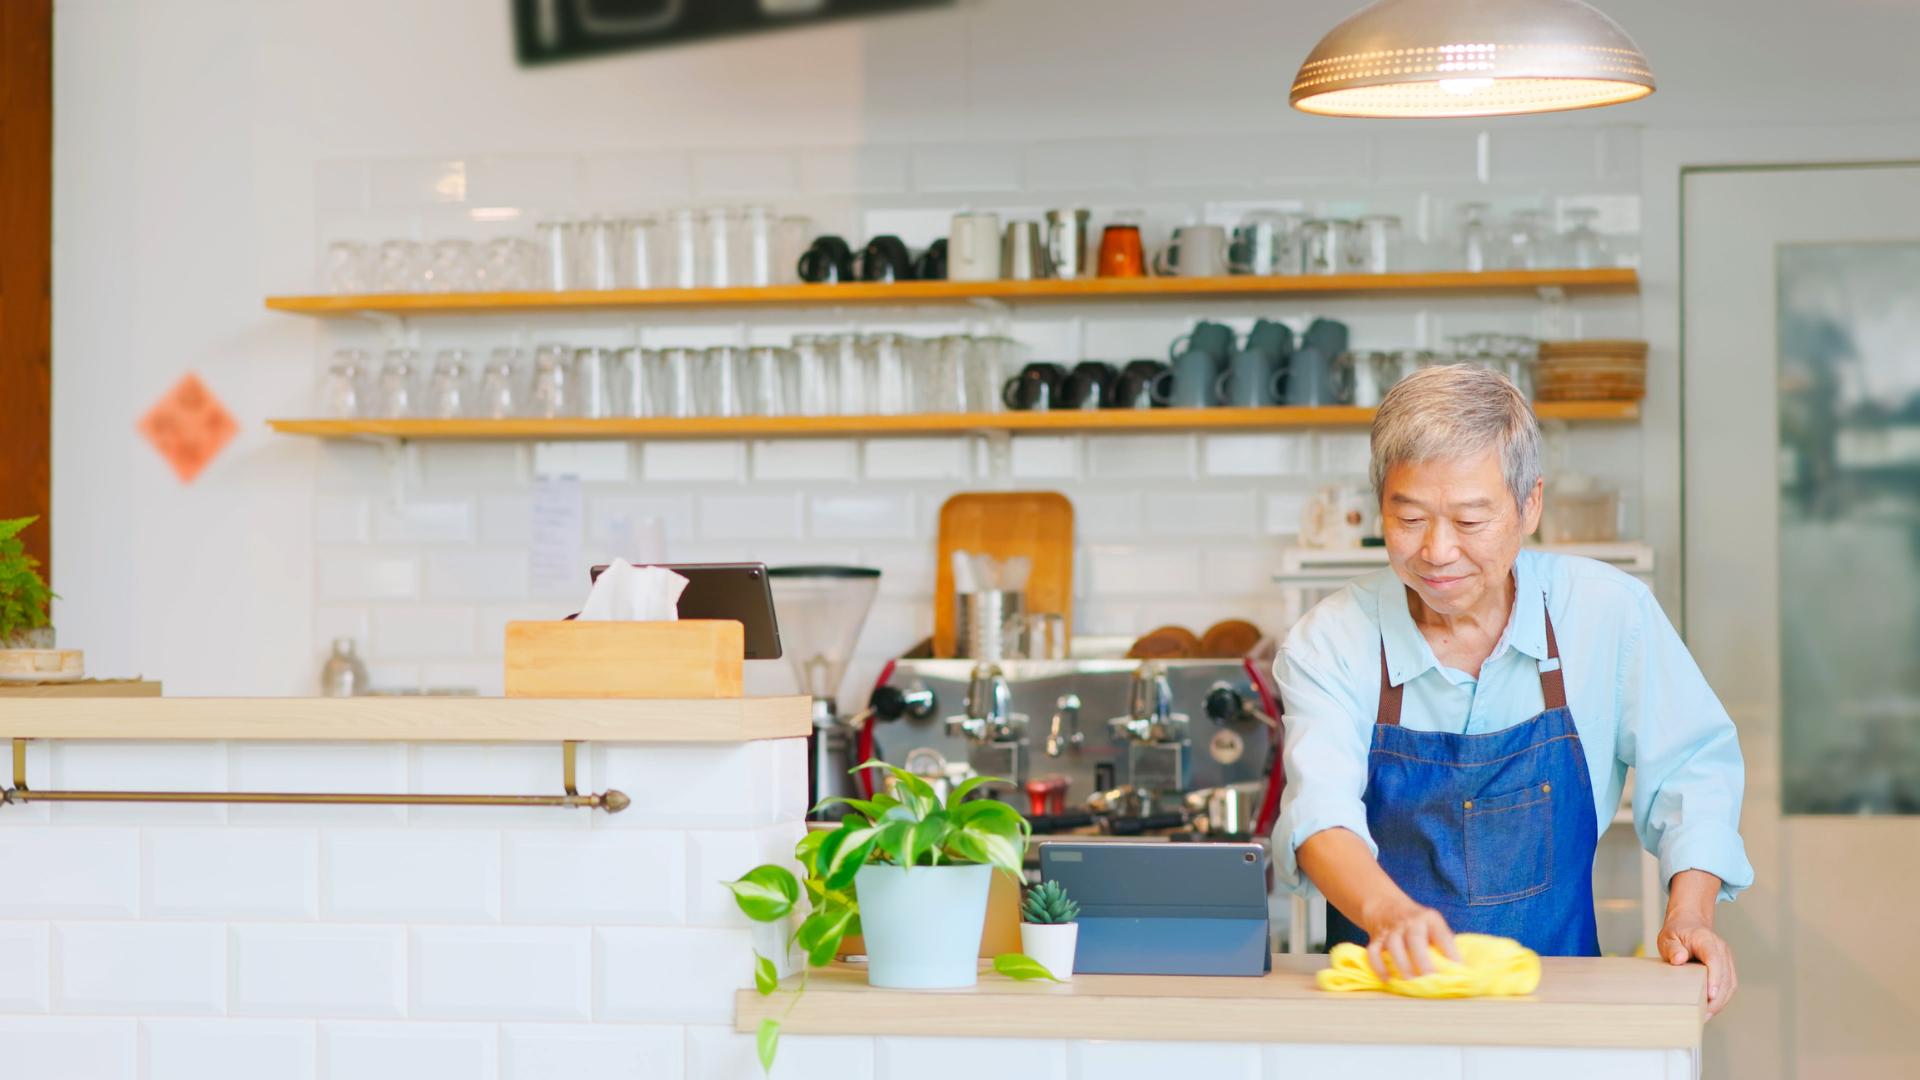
[503,620,745,699]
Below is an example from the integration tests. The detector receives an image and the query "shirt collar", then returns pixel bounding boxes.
[1372,551,1551,688]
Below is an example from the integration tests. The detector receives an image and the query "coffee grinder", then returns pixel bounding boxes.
[767,566,883,806]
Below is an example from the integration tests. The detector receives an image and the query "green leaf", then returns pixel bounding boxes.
[852,760,937,817]
[756,1017,781,1073]
[875,817,914,867]
[795,904,856,966]
[816,824,880,891]
[809,795,898,822]
[793,829,829,875]
[906,811,951,868]
[752,952,779,995]
[947,774,1006,805]
[993,952,1063,982]
[948,825,1025,876]
[723,866,800,923]
[950,797,1028,835]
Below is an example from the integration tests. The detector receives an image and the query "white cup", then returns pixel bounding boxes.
[948,212,1003,281]
[1154,224,1230,278]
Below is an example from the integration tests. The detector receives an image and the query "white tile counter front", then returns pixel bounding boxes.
[0,696,812,1080]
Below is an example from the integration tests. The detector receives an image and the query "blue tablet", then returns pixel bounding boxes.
[1037,841,1271,977]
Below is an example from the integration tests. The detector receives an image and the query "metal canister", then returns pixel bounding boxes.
[1045,208,1093,280]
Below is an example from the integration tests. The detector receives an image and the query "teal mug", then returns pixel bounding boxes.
[1168,320,1236,366]
[1214,349,1286,407]
[1151,349,1221,408]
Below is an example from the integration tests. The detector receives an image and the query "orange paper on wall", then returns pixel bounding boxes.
[138,372,238,483]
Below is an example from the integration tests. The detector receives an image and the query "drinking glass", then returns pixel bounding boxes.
[478,348,522,419]
[701,208,743,288]
[788,334,836,416]
[700,346,748,417]
[655,347,700,418]
[610,347,650,418]
[929,334,977,413]
[1457,203,1493,272]
[424,239,475,293]
[377,350,419,418]
[577,218,620,290]
[773,216,811,286]
[746,346,792,416]
[617,217,658,289]
[373,240,426,293]
[865,333,913,416]
[740,205,778,287]
[1302,219,1357,275]
[573,347,613,418]
[323,241,369,293]
[665,209,701,289]
[1504,209,1549,270]
[473,238,534,291]
[1560,207,1609,269]
[427,350,472,418]
[824,333,870,416]
[978,336,1022,412]
[529,344,572,418]
[1230,210,1303,276]
[535,221,575,291]
[1354,215,1402,274]
[319,349,369,418]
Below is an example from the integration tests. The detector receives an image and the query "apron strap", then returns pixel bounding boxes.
[1376,597,1566,726]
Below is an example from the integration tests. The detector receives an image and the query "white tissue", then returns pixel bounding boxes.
[576,558,689,621]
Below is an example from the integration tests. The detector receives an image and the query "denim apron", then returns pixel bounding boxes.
[1324,602,1602,957]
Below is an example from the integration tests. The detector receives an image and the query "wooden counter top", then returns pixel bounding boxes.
[736,955,1706,1050]
[0,695,812,742]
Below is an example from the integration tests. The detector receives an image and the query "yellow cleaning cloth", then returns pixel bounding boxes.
[1315,933,1541,998]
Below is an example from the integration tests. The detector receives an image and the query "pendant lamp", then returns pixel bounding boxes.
[1290,0,1654,118]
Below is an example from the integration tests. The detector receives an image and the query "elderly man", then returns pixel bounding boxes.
[1275,365,1752,1017]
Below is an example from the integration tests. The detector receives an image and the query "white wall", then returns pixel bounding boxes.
[50,0,1920,697]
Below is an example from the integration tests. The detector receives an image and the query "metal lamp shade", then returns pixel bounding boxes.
[1290,0,1655,118]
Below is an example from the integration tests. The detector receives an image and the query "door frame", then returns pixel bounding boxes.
[0,1,53,573]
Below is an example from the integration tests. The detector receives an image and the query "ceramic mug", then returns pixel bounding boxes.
[1152,224,1229,278]
[1214,349,1285,408]
[1168,320,1236,366]
[1247,319,1295,364]
[1150,349,1220,408]
[1113,359,1168,409]
[796,235,856,284]
[1300,485,1379,549]
[949,212,1003,281]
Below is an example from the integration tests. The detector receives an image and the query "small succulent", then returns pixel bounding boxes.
[1021,879,1080,925]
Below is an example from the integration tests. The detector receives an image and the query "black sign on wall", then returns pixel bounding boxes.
[514,0,955,65]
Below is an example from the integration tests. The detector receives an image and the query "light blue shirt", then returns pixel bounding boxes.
[1273,550,1754,903]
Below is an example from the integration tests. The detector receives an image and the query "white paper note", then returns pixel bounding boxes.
[529,473,584,596]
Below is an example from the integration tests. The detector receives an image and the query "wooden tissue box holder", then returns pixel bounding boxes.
[503,620,744,699]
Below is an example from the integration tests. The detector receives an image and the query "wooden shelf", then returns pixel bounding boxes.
[0,695,813,743]
[265,268,1638,316]
[267,401,1639,443]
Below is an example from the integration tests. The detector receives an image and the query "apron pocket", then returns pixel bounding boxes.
[1464,783,1554,906]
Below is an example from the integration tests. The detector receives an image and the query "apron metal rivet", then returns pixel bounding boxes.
[1463,800,1473,809]
[1542,783,1551,793]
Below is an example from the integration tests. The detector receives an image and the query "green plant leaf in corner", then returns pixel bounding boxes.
[753,952,779,995]
[724,865,800,923]
[993,952,1062,982]
[756,1017,781,1073]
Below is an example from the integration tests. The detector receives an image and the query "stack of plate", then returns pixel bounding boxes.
[1535,339,1648,401]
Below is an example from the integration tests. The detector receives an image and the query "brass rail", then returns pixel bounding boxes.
[1,738,630,813]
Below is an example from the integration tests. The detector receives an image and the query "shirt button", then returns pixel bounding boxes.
[1542,783,1551,794]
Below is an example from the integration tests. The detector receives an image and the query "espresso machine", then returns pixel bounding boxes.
[868,658,1280,839]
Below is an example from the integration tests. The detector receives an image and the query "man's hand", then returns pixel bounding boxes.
[1360,895,1461,980]
[1660,869,1737,1018]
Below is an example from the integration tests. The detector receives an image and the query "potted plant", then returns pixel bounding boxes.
[1018,879,1080,981]
[0,517,55,650]
[724,761,1034,1071]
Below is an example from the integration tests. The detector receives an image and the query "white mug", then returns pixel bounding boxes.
[1153,224,1229,278]
[1300,485,1379,549]
[949,212,1003,281]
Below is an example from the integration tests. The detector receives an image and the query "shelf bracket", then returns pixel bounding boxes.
[0,738,630,813]
[355,309,411,344]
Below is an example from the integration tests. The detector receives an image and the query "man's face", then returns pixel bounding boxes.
[1381,448,1541,618]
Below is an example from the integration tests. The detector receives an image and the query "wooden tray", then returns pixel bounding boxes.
[504,620,744,699]
[935,493,1075,659]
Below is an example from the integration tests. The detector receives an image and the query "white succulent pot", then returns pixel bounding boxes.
[1019,921,1079,981]
[853,862,991,989]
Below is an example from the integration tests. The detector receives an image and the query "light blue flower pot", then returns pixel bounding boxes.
[853,863,991,989]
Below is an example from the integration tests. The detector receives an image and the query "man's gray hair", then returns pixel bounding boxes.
[1369,364,1542,510]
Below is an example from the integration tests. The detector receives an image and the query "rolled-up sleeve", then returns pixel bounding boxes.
[1617,588,1756,901]
[1272,643,1375,894]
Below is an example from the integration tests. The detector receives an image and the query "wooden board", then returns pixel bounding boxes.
[504,620,743,699]
[264,402,1641,443]
[0,695,811,742]
[0,648,81,681]
[935,493,1074,659]
[264,268,1640,317]
[735,955,1706,1050]
[0,678,161,698]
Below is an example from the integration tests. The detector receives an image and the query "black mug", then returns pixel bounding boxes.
[1001,362,1068,411]
[1113,360,1169,409]
[797,235,856,284]
[858,234,914,283]
[1060,361,1117,410]
[912,238,949,281]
